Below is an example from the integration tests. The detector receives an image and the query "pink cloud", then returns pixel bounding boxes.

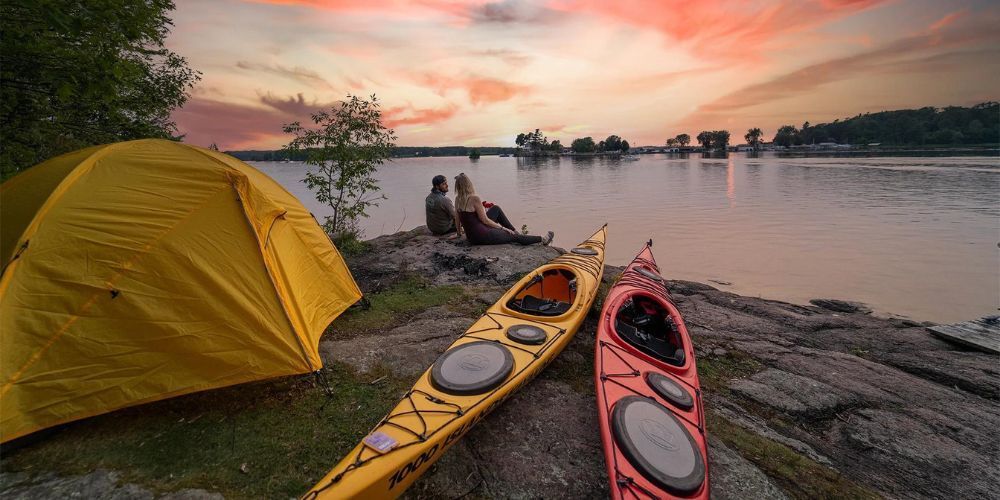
[470,48,533,67]
[383,104,460,127]
[416,73,531,105]
[930,10,965,32]
[684,15,1000,120]
[173,98,289,149]
[235,61,334,90]
[547,0,891,61]
[173,92,337,149]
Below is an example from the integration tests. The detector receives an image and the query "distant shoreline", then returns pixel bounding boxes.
[236,145,999,162]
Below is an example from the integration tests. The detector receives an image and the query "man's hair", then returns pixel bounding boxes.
[432,174,446,187]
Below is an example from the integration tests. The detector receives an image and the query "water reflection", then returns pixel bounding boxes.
[252,153,999,323]
[727,156,735,207]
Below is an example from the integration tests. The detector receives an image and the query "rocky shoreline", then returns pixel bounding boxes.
[338,227,999,499]
[2,226,997,499]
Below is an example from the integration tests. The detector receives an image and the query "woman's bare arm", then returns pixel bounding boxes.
[473,196,504,229]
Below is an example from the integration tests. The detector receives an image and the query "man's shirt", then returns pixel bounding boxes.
[425,188,456,234]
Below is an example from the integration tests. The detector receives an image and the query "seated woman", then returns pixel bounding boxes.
[454,173,553,246]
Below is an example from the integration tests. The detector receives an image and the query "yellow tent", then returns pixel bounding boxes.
[0,139,361,442]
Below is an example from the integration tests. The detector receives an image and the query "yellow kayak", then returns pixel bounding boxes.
[304,225,607,499]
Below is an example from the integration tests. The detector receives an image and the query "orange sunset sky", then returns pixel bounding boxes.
[167,0,1000,150]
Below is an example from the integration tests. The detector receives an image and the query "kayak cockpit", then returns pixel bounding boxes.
[507,268,578,317]
[614,295,685,366]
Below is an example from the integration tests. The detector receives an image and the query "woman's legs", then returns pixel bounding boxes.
[476,227,543,245]
[511,233,544,245]
[485,205,517,232]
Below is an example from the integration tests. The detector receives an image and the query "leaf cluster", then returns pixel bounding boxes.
[0,0,201,179]
[696,130,731,150]
[283,94,397,236]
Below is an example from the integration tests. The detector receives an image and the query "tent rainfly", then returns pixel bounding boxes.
[0,139,361,443]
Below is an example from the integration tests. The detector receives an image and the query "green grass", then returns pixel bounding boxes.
[696,350,765,393]
[332,231,372,257]
[329,276,464,338]
[1,363,404,499]
[707,410,881,500]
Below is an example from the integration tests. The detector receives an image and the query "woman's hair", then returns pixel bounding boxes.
[454,173,477,211]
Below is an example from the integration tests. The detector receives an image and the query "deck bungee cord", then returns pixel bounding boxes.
[551,235,607,282]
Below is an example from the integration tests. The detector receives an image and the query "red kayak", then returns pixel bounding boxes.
[595,241,709,499]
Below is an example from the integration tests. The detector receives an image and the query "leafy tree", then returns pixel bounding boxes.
[676,134,691,147]
[744,128,763,150]
[621,140,630,153]
[665,138,678,147]
[711,130,730,150]
[1,0,201,179]
[283,94,397,237]
[549,139,563,152]
[696,131,713,149]
[515,133,527,151]
[528,129,547,152]
[515,129,552,155]
[468,148,481,159]
[603,135,623,152]
[571,136,596,153]
[773,125,800,147]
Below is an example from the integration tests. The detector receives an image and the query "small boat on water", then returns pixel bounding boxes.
[499,153,512,157]
[594,241,709,499]
[305,226,608,499]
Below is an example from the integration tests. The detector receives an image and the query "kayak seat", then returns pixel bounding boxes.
[615,317,685,367]
[507,269,578,316]
[510,295,572,317]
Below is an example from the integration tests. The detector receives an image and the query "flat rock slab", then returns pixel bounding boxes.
[810,299,872,314]
[320,316,474,377]
[708,437,788,500]
[928,317,1000,355]
[351,226,562,287]
[731,369,858,418]
[404,379,608,499]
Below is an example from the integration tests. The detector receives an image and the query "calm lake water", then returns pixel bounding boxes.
[252,154,1000,323]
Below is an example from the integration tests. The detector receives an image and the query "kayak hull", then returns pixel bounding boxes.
[305,226,607,499]
[595,244,709,500]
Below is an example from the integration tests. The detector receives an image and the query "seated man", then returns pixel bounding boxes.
[425,174,462,237]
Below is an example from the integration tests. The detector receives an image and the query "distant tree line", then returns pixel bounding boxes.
[231,102,1000,164]
[227,146,518,161]
[570,134,630,154]
[771,102,998,147]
